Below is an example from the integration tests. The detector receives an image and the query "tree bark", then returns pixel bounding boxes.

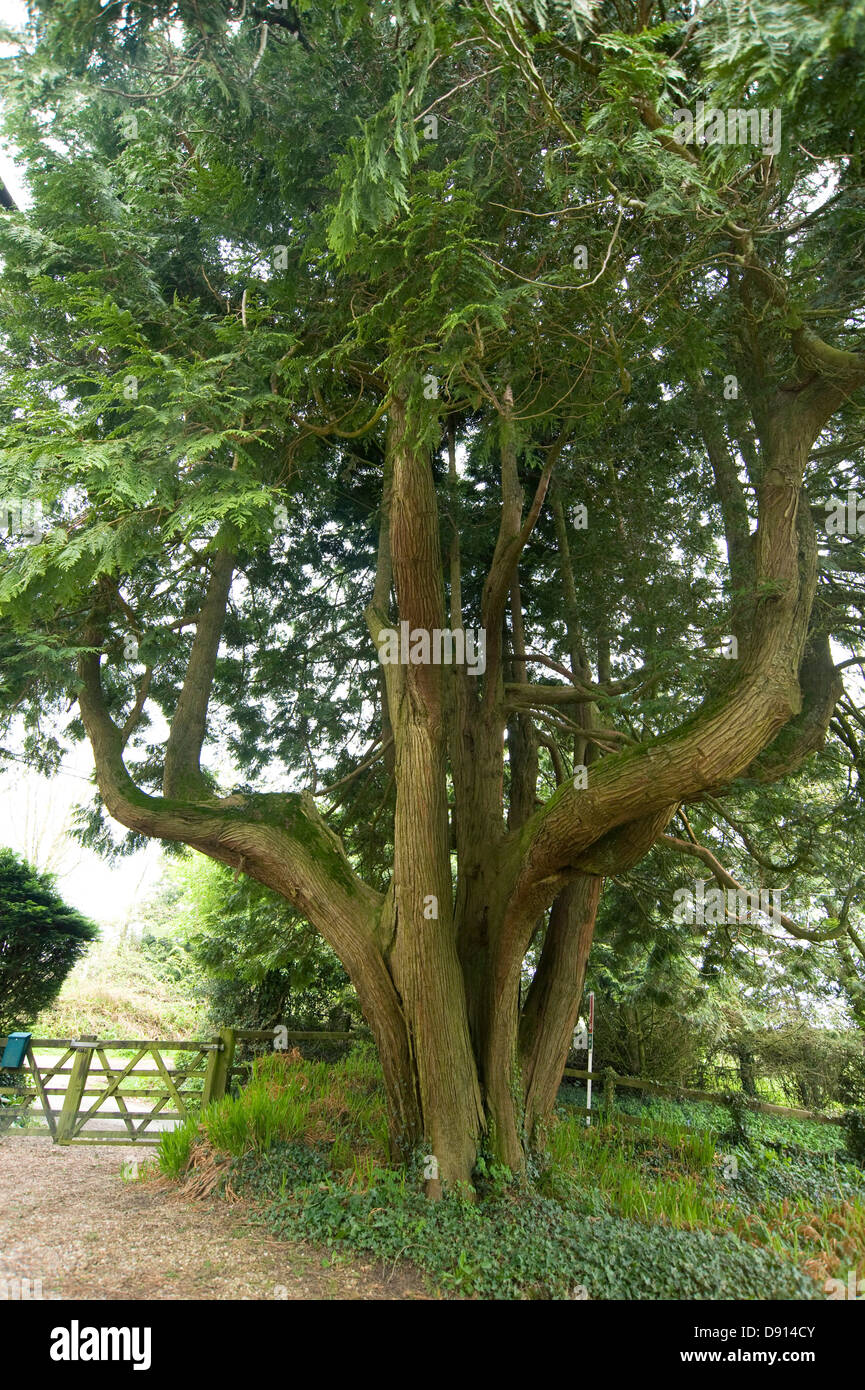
[520,874,601,1141]
[376,388,484,1188]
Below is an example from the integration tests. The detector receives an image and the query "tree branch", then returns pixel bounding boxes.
[120,665,153,749]
[659,834,846,943]
[481,411,565,702]
[0,176,19,212]
[163,542,235,798]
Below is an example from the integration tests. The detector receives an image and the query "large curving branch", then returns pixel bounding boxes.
[501,401,821,900]
[76,636,385,957]
[77,625,423,1154]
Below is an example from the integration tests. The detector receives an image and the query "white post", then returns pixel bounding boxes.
[585,991,595,1126]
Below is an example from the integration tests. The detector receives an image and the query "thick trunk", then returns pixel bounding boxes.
[386,709,485,1187]
[381,402,835,1176]
[381,389,484,1188]
[520,875,602,1141]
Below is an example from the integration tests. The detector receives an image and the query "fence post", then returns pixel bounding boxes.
[55,1036,95,1144]
[604,1067,617,1121]
[202,1028,236,1106]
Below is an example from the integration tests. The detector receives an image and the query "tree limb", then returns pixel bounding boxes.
[659,834,847,943]
[163,542,235,798]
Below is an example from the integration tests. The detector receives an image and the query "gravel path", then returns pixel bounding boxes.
[0,1136,430,1300]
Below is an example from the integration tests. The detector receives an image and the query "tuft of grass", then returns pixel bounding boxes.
[157,1043,389,1175]
[158,1117,197,1178]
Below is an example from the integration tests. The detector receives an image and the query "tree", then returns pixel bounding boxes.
[1,0,865,1186]
[156,854,358,1032]
[0,847,97,1032]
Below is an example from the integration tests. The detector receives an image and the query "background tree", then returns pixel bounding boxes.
[160,855,359,1034]
[0,847,97,1033]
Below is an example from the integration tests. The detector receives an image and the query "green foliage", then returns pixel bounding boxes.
[560,1083,865,1200]
[554,1088,865,1290]
[729,1136,861,1209]
[157,1046,840,1299]
[0,846,97,1032]
[4,0,862,852]
[720,1092,753,1150]
[581,846,865,1111]
[204,1086,309,1158]
[163,856,358,1033]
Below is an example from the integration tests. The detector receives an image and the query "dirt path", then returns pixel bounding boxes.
[0,1136,430,1300]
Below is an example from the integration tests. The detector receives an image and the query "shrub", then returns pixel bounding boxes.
[729,1025,865,1111]
[0,848,97,1033]
[171,858,359,1035]
[720,1092,753,1149]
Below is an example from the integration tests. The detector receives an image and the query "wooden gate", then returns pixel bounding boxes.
[0,1030,236,1145]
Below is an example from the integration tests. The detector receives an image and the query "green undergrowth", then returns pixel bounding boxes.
[235,1146,820,1300]
[155,1048,864,1300]
[555,1086,865,1291]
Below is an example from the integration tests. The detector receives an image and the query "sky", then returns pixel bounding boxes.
[0,743,165,932]
[0,1,167,931]
[0,1,29,206]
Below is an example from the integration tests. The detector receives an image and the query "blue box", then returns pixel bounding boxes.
[1,1033,32,1069]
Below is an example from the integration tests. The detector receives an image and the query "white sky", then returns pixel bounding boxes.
[0,744,164,931]
[0,2,30,206]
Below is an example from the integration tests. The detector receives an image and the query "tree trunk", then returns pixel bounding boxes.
[520,875,602,1142]
[379,388,485,1188]
[75,377,857,1194]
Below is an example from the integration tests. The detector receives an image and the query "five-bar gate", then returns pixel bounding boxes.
[0,1029,236,1145]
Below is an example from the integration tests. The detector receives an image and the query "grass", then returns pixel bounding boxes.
[154,1045,865,1300]
[554,1086,865,1290]
[158,1046,389,1175]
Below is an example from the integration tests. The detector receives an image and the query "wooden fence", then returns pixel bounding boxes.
[1,1032,231,1145]
[3,1035,844,1145]
[562,1066,847,1126]
[0,1028,358,1145]
[0,1028,360,1145]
